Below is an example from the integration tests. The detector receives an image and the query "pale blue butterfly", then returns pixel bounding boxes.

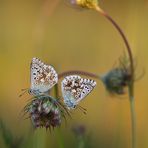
[61,75,96,110]
[29,57,58,95]
[20,57,58,97]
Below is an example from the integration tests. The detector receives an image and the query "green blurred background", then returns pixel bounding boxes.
[0,0,148,147]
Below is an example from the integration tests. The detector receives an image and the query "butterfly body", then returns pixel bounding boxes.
[28,89,44,96]
[61,75,96,109]
[30,57,58,96]
[62,91,77,109]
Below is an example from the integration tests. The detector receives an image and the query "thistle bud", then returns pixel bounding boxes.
[24,96,67,129]
[100,54,134,95]
[101,68,132,95]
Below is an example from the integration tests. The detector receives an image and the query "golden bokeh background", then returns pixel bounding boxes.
[0,0,148,147]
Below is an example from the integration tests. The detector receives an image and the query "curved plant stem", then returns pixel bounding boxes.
[95,6,134,79]
[94,5,136,148]
[59,70,100,79]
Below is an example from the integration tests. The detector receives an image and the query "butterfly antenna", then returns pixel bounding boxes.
[19,89,28,97]
[23,116,31,120]
[79,105,87,111]
[21,88,28,91]
[77,105,87,114]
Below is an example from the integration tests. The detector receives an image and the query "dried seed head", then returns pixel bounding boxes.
[24,96,68,129]
[101,55,132,95]
[101,68,131,95]
[70,0,99,9]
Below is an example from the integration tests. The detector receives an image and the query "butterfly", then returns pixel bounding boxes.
[27,57,58,96]
[61,75,96,109]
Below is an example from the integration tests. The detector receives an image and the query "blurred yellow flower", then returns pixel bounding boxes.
[71,0,99,9]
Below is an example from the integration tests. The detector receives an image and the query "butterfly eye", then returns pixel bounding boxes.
[28,89,32,94]
[73,105,76,109]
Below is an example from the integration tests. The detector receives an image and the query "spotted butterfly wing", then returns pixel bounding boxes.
[30,57,58,95]
[61,75,96,109]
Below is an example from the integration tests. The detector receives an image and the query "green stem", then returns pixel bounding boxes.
[129,85,136,148]
[54,83,59,99]
[54,84,65,148]
[130,98,136,148]
[55,128,65,148]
